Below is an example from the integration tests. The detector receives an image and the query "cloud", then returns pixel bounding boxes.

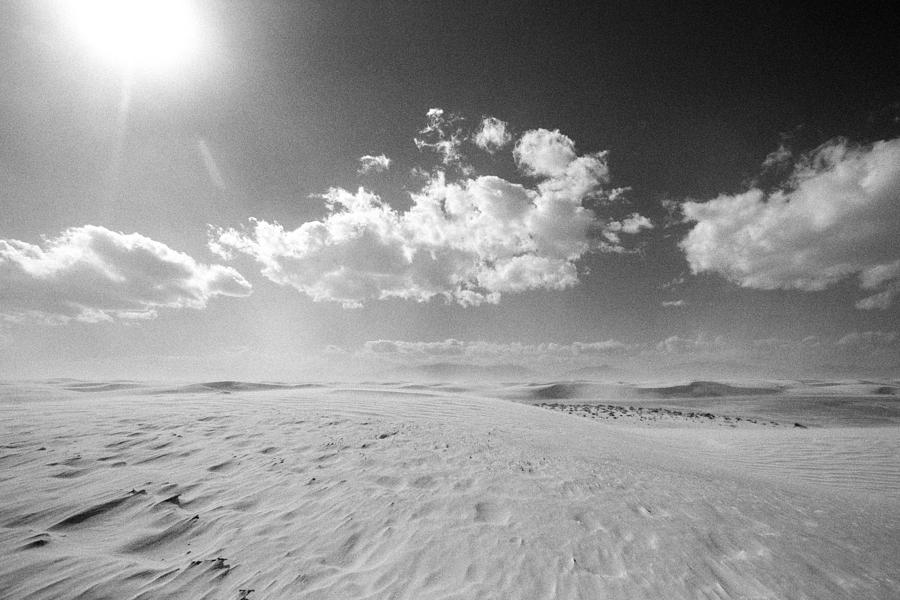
[750,335,822,353]
[414,108,467,171]
[855,260,900,309]
[354,334,897,376]
[570,340,628,355]
[360,338,628,360]
[0,225,251,323]
[760,144,792,171]
[661,300,685,307]
[514,129,580,178]
[211,111,649,308]
[474,117,512,153]
[358,154,391,175]
[855,283,900,310]
[655,333,727,355]
[681,137,900,308]
[660,275,686,289]
[601,213,654,250]
[364,339,466,356]
[828,331,899,369]
[834,330,897,349]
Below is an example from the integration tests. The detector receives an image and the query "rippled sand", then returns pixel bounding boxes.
[1,380,898,599]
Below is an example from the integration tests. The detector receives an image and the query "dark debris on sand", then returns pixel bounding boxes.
[537,403,789,427]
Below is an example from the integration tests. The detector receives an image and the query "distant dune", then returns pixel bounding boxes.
[529,382,589,400]
[639,380,783,397]
[497,381,642,404]
[160,381,324,394]
[390,362,533,381]
[561,365,623,379]
[62,381,147,393]
[514,379,785,404]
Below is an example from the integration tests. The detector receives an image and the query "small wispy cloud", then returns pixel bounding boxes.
[660,275,686,289]
[750,336,822,354]
[760,144,793,170]
[834,330,897,349]
[0,225,251,324]
[474,117,512,153]
[855,261,900,310]
[413,108,468,172]
[601,213,654,251]
[749,331,899,372]
[654,333,727,355]
[358,154,391,175]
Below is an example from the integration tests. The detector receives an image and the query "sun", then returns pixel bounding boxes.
[63,0,199,71]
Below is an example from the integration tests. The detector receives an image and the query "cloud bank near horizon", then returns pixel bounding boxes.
[211,110,651,308]
[0,225,251,324]
[360,338,629,360]
[341,330,899,372]
[681,137,900,309]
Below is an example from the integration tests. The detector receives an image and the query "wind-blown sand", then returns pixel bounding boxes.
[1,380,898,599]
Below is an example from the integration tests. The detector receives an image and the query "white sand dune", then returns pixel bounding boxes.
[1,382,898,599]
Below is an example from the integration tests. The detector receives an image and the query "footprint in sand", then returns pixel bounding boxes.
[453,478,474,491]
[410,475,436,488]
[474,501,511,525]
[571,510,602,532]
[374,475,402,488]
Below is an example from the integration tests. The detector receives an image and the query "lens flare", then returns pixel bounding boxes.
[64,0,199,70]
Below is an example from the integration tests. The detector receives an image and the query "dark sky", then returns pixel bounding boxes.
[1,1,898,380]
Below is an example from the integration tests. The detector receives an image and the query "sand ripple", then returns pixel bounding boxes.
[0,384,898,599]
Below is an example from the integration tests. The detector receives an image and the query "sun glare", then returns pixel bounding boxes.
[64,0,199,71]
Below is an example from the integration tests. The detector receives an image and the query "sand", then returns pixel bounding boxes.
[1,379,898,599]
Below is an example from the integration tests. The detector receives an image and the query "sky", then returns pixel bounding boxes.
[1,1,899,381]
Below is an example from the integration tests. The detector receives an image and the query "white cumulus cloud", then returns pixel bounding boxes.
[514,128,580,178]
[211,111,649,308]
[358,154,391,174]
[680,137,900,309]
[0,225,251,323]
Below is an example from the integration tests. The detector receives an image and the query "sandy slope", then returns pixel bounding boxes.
[1,382,898,599]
